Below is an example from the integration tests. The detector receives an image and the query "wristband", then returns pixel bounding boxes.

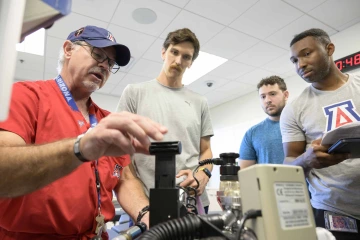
[198,167,212,179]
[136,205,149,223]
[73,134,89,162]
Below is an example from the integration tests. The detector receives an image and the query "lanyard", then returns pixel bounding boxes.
[55,75,98,128]
[54,75,102,212]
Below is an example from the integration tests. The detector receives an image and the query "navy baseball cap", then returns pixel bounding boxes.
[67,26,131,66]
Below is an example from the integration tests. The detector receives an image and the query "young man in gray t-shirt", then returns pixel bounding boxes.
[281,28,360,240]
[117,28,214,214]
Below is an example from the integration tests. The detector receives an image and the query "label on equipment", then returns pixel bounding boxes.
[274,182,311,229]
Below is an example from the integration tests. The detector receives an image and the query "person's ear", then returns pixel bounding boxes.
[326,43,335,57]
[161,48,166,61]
[284,90,289,101]
[63,40,74,59]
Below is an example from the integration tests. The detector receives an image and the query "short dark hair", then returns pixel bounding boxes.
[257,76,287,91]
[290,28,331,47]
[163,28,200,61]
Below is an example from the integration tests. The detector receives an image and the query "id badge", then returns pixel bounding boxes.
[324,211,358,233]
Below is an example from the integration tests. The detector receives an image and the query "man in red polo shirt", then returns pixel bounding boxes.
[0,26,167,240]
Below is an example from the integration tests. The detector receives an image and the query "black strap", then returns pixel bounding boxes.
[136,205,149,223]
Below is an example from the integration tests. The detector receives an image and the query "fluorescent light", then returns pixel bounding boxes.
[182,51,228,85]
[16,28,45,56]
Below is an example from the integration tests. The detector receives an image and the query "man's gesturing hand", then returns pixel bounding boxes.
[79,112,168,160]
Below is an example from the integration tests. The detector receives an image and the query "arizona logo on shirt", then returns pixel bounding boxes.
[323,99,360,132]
[78,120,84,127]
[113,164,123,178]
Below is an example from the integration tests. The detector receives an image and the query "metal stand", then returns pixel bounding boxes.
[149,141,182,227]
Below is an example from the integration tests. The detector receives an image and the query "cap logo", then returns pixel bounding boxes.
[75,27,84,37]
[107,32,115,42]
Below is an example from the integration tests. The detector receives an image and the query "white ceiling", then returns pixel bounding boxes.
[15,0,360,108]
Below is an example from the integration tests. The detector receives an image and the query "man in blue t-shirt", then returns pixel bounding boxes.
[239,76,289,169]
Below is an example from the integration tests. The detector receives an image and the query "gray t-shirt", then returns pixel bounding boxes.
[280,74,360,219]
[117,79,214,206]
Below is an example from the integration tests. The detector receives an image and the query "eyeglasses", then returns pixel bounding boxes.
[73,42,120,74]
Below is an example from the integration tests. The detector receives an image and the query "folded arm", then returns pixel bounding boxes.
[283,139,349,175]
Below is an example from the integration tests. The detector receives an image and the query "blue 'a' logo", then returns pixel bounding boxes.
[323,99,360,132]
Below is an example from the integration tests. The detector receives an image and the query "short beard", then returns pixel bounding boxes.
[267,110,281,117]
[266,105,285,117]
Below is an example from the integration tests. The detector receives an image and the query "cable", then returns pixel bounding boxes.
[193,157,224,192]
[176,185,197,215]
[190,158,224,195]
[197,215,232,240]
[192,165,201,190]
[185,186,197,214]
[236,209,262,240]
[198,158,223,166]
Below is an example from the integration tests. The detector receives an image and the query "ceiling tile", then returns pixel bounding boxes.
[72,0,120,22]
[233,41,287,67]
[45,36,64,59]
[161,0,190,8]
[111,0,180,37]
[236,68,276,85]
[265,15,337,49]
[205,91,238,108]
[185,0,258,25]
[309,0,360,31]
[111,73,150,95]
[215,81,255,95]
[160,10,224,44]
[46,13,108,40]
[282,69,298,79]
[335,17,360,32]
[110,85,126,97]
[202,28,259,59]
[208,61,255,80]
[283,0,326,12]
[108,24,157,60]
[262,54,295,75]
[187,75,231,95]
[118,73,150,87]
[129,59,162,78]
[142,39,164,63]
[107,72,126,85]
[230,0,303,39]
